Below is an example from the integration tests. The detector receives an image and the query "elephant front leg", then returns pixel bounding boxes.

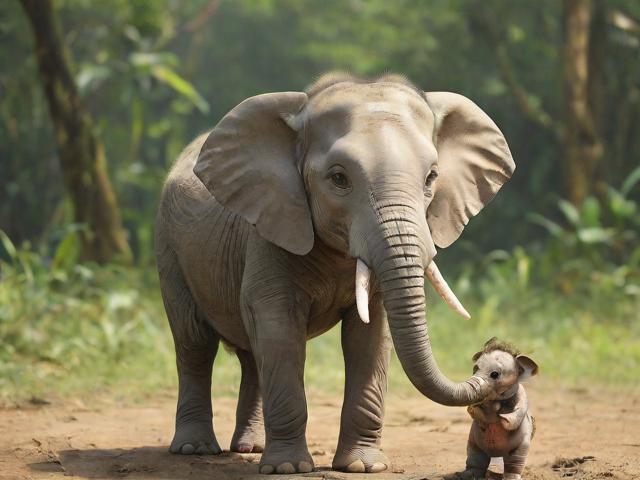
[503,440,530,480]
[333,296,392,473]
[243,294,313,474]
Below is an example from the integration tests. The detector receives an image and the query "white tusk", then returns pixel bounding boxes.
[425,261,471,320]
[355,258,371,324]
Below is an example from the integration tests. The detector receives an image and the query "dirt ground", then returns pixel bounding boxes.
[1,384,639,480]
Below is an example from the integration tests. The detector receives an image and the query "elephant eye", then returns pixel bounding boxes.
[424,169,438,197]
[490,371,500,380]
[331,172,350,189]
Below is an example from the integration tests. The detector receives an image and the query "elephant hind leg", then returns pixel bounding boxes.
[158,249,221,455]
[230,349,264,453]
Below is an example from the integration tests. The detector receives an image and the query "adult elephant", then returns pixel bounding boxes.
[155,72,515,474]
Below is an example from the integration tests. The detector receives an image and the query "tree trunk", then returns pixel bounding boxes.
[562,0,605,207]
[20,0,131,263]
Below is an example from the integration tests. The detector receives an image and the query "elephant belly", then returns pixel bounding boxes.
[307,310,342,339]
[483,423,509,454]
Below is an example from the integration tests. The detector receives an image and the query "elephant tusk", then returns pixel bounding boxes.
[355,258,371,324]
[425,261,471,320]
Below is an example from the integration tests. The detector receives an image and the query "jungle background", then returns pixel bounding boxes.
[1,0,639,408]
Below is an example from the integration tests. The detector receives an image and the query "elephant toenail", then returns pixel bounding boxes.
[236,444,253,453]
[194,443,209,455]
[298,461,313,473]
[180,443,195,454]
[345,460,366,472]
[259,465,274,474]
[369,462,388,473]
[276,462,296,474]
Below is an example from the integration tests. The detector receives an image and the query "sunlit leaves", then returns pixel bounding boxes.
[150,65,209,113]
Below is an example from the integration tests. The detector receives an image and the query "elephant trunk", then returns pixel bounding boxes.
[363,205,489,406]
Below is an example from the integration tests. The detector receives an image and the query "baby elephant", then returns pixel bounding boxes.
[463,338,538,480]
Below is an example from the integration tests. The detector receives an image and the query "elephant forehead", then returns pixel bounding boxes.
[307,82,434,129]
[478,350,517,372]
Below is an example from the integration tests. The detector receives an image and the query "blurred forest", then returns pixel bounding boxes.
[1,0,639,402]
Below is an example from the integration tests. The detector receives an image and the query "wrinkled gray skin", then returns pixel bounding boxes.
[464,350,538,480]
[155,73,515,474]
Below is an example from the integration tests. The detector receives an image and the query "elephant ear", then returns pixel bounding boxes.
[516,355,539,381]
[194,92,314,255]
[424,92,515,248]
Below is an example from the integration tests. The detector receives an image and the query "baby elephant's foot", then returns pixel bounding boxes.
[332,445,390,473]
[170,421,222,455]
[258,440,314,474]
[230,425,264,453]
[503,474,522,480]
[457,468,487,480]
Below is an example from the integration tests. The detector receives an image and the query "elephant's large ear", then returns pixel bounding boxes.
[194,92,313,255]
[424,92,515,248]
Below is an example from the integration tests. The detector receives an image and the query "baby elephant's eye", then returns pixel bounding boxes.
[490,371,500,380]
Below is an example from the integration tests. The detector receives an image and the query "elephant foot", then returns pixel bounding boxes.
[455,468,488,480]
[258,440,314,474]
[332,445,390,473]
[230,425,264,453]
[169,421,222,455]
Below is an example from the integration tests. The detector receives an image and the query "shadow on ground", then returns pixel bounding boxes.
[30,446,260,479]
[29,447,418,480]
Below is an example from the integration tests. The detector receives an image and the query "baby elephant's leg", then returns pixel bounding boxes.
[463,439,490,479]
[503,441,530,480]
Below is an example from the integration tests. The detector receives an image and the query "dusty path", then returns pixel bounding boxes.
[1,384,639,480]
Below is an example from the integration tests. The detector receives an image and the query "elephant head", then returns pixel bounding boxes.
[194,73,515,406]
[472,337,539,400]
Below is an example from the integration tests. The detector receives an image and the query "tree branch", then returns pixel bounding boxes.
[468,3,560,136]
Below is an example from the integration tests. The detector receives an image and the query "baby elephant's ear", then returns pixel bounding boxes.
[516,355,539,381]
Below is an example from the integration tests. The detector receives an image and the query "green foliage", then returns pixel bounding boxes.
[3,0,640,256]
[524,169,640,296]
[0,233,164,402]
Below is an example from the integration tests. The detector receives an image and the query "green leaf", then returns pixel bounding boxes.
[151,65,209,113]
[0,230,17,262]
[621,166,640,197]
[52,231,80,271]
[558,199,580,227]
[576,228,614,244]
[608,188,637,221]
[129,52,178,69]
[527,213,564,237]
[76,64,112,93]
[581,197,601,228]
